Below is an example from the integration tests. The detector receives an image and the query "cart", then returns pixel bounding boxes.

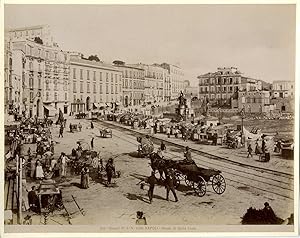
[99,128,112,138]
[173,161,226,197]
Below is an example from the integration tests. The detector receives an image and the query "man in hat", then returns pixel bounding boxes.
[105,158,115,185]
[184,146,193,163]
[165,170,178,202]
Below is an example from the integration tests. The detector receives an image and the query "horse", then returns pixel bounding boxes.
[149,153,178,180]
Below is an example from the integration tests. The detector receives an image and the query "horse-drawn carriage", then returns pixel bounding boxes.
[99,128,112,138]
[149,153,226,197]
[173,161,226,197]
[137,136,154,157]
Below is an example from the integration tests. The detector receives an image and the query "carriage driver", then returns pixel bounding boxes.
[184,146,194,163]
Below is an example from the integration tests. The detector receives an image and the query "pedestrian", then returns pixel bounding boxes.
[64,119,67,128]
[27,147,32,158]
[35,160,44,180]
[105,158,115,185]
[78,122,82,132]
[50,157,57,172]
[50,141,55,154]
[28,186,40,213]
[80,164,89,189]
[160,141,166,152]
[136,211,147,225]
[147,171,157,204]
[60,152,69,177]
[165,170,178,202]
[91,137,94,150]
[69,123,72,133]
[91,121,94,129]
[166,127,171,138]
[30,157,36,178]
[247,143,253,158]
[59,125,64,138]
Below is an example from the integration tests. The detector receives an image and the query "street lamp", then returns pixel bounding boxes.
[240,108,245,135]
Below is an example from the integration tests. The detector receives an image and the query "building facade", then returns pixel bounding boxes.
[198,67,264,107]
[113,64,145,108]
[160,63,185,100]
[7,39,70,118]
[69,53,123,113]
[235,90,271,113]
[271,80,294,98]
[5,25,54,47]
[131,63,167,103]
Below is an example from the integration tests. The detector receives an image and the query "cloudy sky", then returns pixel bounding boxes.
[4,4,296,86]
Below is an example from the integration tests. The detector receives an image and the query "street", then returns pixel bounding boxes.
[19,117,293,226]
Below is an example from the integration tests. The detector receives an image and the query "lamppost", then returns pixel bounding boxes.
[218,107,221,124]
[240,108,245,135]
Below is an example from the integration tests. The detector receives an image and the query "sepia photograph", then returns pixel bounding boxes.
[2,2,298,236]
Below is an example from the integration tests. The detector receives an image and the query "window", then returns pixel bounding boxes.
[80,82,83,93]
[54,92,58,101]
[30,92,34,102]
[100,72,102,81]
[106,73,109,82]
[111,85,114,94]
[46,80,50,90]
[93,83,96,93]
[119,75,122,83]
[29,77,34,88]
[115,85,118,94]
[119,84,121,93]
[54,80,58,90]
[38,49,41,57]
[100,84,103,94]
[87,70,90,80]
[87,82,90,93]
[80,69,83,79]
[115,74,118,83]
[73,95,76,102]
[38,77,41,89]
[93,71,96,81]
[29,62,33,71]
[73,68,76,79]
[65,93,67,101]
[106,83,109,94]
[73,81,77,92]
[46,92,49,101]
[111,73,113,82]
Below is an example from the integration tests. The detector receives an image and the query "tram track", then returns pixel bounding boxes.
[95,120,294,200]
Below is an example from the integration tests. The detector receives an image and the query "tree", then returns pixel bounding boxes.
[34,37,43,45]
[87,55,100,62]
[113,60,125,66]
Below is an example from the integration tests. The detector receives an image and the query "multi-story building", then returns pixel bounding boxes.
[198,67,264,106]
[5,25,54,47]
[69,53,122,113]
[113,64,145,108]
[160,63,185,100]
[7,39,70,118]
[131,63,167,103]
[271,80,295,98]
[234,90,271,113]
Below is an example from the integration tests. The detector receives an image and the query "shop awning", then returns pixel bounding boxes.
[43,105,57,117]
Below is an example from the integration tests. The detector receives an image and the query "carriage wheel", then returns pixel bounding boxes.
[174,172,182,188]
[193,176,206,197]
[212,174,226,194]
[185,175,193,187]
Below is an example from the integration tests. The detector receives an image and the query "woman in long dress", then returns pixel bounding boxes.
[81,165,89,189]
[35,160,44,180]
